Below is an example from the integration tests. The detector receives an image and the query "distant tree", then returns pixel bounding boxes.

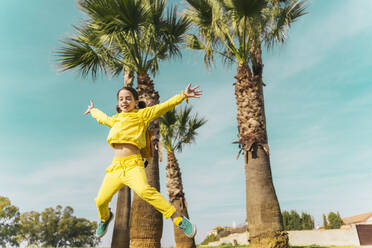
[282,211,290,230]
[337,212,344,227]
[0,196,20,247]
[327,211,344,229]
[282,210,314,231]
[39,206,60,247]
[288,210,302,230]
[301,212,314,230]
[323,214,329,229]
[0,198,98,247]
[38,205,99,247]
[17,211,41,247]
[56,206,99,247]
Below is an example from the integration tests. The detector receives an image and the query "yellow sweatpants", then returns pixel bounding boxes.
[95,154,176,222]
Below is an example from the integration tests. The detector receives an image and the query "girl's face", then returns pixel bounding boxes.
[118,89,138,112]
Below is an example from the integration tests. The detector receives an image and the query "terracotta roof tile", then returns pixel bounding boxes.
[342,212,372,225]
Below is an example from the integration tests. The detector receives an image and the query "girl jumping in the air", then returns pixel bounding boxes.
[84,83,202,238]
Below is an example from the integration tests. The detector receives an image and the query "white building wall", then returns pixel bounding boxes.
[288,225,360,246]
[202,226,361,247]
[206,232,249,247]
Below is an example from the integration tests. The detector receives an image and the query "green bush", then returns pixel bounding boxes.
[200,234,218,245]
[282,210,314,230]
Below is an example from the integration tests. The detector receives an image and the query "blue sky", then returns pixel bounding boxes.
[1,0,372,247]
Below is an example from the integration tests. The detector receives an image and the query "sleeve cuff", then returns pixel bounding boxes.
[181,91,189,104]
[90,108,98,115]
[90,108,102,119]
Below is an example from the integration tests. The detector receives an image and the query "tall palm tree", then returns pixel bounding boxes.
[56,0,190,247]
[56,8,134,248]
[160,106,206,248]
[184,0,307,247]
[111,67,134,248]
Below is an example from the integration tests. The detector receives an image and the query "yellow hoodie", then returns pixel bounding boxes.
[90,94,185,150]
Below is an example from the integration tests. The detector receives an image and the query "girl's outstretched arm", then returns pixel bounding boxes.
[84,100,115,128]
[141,83,203,122]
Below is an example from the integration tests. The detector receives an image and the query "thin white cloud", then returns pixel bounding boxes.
[1,145,113,214]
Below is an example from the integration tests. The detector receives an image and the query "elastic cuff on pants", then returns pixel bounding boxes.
[163,205,177,219]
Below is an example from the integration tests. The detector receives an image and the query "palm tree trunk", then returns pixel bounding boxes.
[166,151,196,248]
[124,66,134,88]
[111,187,131,248]
[111,67,135,248]
[130,72,163,248]
[234,61,288,248]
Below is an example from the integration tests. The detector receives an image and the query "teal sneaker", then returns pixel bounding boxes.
[174,216,197,238]
[96,211,113,238]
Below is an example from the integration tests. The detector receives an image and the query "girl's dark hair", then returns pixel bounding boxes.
[116,87,146,113]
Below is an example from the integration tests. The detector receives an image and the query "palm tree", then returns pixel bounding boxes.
[160,106,206,248]
[56,7,134,248]
[56,0,190,247]
[111,66,134,248]
[184,0,307,247]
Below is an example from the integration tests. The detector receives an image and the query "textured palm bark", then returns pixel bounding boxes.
[111,67,134,248]
[130,72,162,248]
[249,230,288,248]
[235,61,288,248]
[123,67,134,88]
[166,151,196,248]
[111,187,131,248]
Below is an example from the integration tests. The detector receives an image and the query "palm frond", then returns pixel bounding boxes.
[185,34,206,50]
[162,5,191,60]
[185,0,214,30]
[185,0,224,44]
[144,0,166,30]
[58,0,193,79]
[263,0,308,50]
[185,0,247,64]
[160,109,178,152]
[80,0,149,34]
[222,0,267,20]
[220,50,236,67]
[161,109,178,127]
[177,113,207,152]
[160,123,173,152]
[177,106,192,137]
[185,0,307,66]
[159,106,207,153]
[55,24,114,79]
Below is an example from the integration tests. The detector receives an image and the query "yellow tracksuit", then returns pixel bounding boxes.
[91,94,186,222]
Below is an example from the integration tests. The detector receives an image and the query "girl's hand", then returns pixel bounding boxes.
[184,83,202,98]
[84,100,94,115]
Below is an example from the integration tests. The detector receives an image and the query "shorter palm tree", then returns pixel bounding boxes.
[160,106,206,248]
